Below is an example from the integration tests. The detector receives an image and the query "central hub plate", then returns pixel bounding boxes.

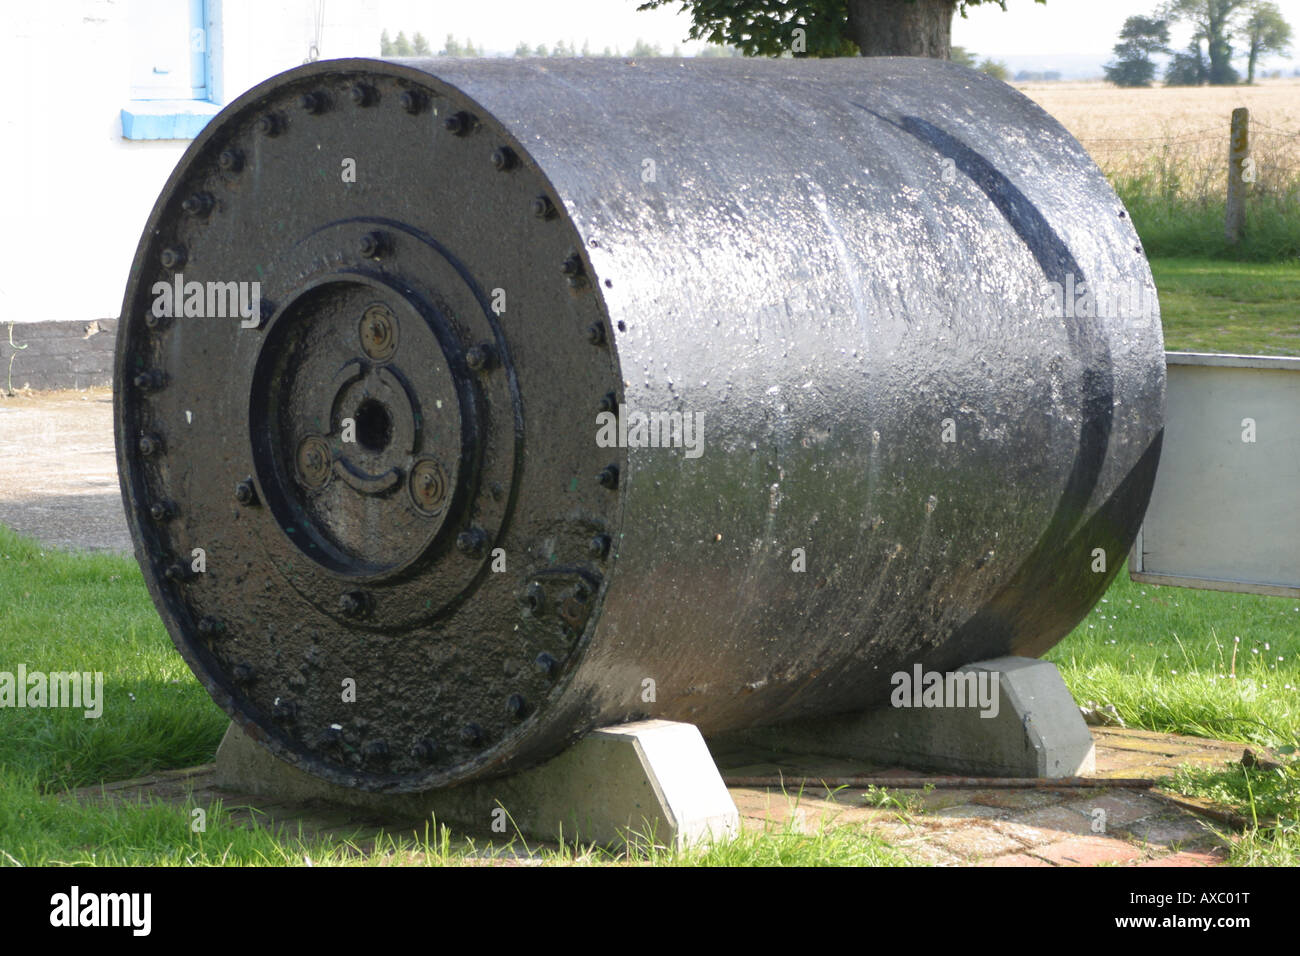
[250,274,476,578]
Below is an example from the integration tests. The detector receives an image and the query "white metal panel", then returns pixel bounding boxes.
[1131,352,1300,597]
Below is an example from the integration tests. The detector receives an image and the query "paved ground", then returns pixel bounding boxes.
[0,387,130,553]
[75,727,1246,866]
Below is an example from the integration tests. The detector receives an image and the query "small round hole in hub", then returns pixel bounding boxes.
[354,399,393,452]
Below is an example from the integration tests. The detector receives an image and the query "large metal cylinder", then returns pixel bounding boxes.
[116,57,1165,792]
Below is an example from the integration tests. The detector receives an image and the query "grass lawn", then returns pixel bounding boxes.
[1150,258,1300,356]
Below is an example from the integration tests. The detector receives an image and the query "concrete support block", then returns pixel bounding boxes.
[215,718,739,849]
[713,657,1095,778]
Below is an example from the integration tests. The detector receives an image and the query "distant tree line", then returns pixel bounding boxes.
[1105,1,1292,87]
[378,33,697,59]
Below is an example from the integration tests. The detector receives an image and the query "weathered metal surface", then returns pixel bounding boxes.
[116,57,1165,792]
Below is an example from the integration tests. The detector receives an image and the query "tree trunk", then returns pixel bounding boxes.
[846,0,959,58]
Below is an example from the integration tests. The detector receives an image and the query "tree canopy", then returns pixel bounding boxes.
[636,0,1046,59]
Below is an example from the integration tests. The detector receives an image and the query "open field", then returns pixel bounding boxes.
[1016,80,1300,261]
[1018,79,1300,189]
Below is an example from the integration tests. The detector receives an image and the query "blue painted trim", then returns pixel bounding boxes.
[120,101,220,140]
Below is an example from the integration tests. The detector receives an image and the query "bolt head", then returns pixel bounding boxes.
[298,91,325,113]
[399,90,423,114]
[597,464,619,490]
[217,148,244,172]
[339,591,369,617]
[234,479,257,505]
[465,343,494,371]
[133,370,163,391]
[456,527,488,557]
[181,192,213,217]
[531,195,555,219]
[358,231,388,259]
[491,146,517,171]
[160,246,186,270]
[443,111,472,135]
[535,652,560,679]
[254,113,280,136]
[459,723,483,746]
[519,582,546,615]
[411,738,438,760]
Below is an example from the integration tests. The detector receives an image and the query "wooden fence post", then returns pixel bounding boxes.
[1225,107,1251,245]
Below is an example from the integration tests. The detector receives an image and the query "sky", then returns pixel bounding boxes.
[375,0,1300,74]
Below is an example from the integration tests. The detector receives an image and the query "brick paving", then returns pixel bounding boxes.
[714,727,1244,866]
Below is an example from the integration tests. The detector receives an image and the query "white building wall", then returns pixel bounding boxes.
[0,0,381,325]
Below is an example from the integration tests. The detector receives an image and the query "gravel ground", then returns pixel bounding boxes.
[0,387,131,553]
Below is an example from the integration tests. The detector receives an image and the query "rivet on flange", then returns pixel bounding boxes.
[133,369,165,391]
[491,146,518,171]
[411,737,438,760]
[586,322,606,346]
[297,90,328,113]
[217,148,244,172]
[358,231,390,259]
[530,195,556,219]
[465,343,496,371]
[196,616,224,637]
[505,694,528,720]
[163,561,190,583]
[349,83,377,107]
[588,534,612,559]
[597,464,619,490]
[138,433,163,457]
[160,246,186,270]
[149,499,175,522]
[339,590,371,617]
[519,582,546,615]
[534,652,560,679]
[456,527,488,557]
[442,111,474,136]
[254,113,282,136]
[181,192,214,217]
[234,478,258,506]
[459,723,483,746]
[398,90,426,114]
[598,392,617,413]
